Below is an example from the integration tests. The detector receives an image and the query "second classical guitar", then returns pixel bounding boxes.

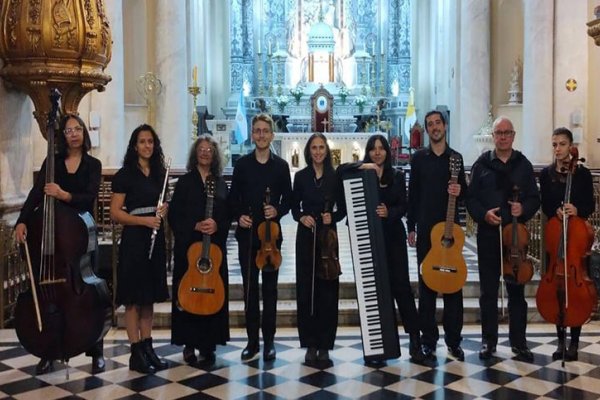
[178,176,225,315]
[421,153,467,294]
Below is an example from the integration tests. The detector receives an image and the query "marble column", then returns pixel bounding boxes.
[88,0,125,168]
[154,0,189,167]
[0,59,35,222]
[458,0,490,165]
[522,0,554,165]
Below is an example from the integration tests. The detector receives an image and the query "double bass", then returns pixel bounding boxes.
[501,185,534,284]
[255,187,282,271]
[14,90,112,364]
[536,147,597,331]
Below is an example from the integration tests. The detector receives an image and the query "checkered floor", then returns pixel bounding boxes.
[2,324,600,399]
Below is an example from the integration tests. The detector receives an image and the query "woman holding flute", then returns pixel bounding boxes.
[110,124,170,373]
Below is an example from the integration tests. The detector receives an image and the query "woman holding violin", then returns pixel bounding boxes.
[539,127,595,361]
[338,134,423,363]
[169,136,231,365]
[15,114,106,375]
[228,113,292,362]
[292,133,345,364]
[110,124,169,373]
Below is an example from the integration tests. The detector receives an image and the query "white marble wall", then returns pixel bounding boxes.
[458,0,490,165]
[522,0,554,165]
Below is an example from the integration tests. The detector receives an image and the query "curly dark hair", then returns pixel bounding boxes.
[123,124,166,183]
[303,132,334,174]
[56,114,92,156]
[363,134,394,186]
[186,135,223,177]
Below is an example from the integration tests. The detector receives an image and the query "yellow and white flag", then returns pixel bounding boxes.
[404,88,416,140]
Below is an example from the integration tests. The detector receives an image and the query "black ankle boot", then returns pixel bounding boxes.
[552,341,565,361]
[129,342,155,373]
[566,341,579,361]
[409,333,425,362]
[142,337,169,370]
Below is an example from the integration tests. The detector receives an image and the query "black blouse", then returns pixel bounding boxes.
[291,166,345,226]
[539,164,595,219]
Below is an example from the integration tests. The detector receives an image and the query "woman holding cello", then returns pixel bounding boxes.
[538,127,595,361]
[168,136,231,365]
[110,124,169,373]
[292,133,344,364]
[15,113,106,375]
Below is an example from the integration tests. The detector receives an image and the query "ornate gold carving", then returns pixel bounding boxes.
[0,0,112,137]
[588,19,600,47]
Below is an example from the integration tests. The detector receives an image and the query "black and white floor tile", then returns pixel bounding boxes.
[2,324,600,399]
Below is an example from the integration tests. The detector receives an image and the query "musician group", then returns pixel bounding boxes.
[14,107,596,375]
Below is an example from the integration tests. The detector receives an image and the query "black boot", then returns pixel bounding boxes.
[565,341,579,361]
[35,358,54,375]
[129,342,155,373]
[552,341,565,361]
[142,337,169,370]
[409,333,425,362]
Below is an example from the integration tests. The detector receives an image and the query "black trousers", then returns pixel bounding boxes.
[295,225,339,350]
[238,235,279,343]
[387,235,419,336]
[477,229,528,348]
[416,239,463,348]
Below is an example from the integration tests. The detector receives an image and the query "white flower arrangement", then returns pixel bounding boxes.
[354,95,367,107]
[275,95,289,112]
[339,85,350,104]
[289,85,304,103]
[379,120,393,132]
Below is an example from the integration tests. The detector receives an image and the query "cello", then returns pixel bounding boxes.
[255,187,282,271]
[536,147,597,334]
[501,185,534,284]
[14,89,112,365]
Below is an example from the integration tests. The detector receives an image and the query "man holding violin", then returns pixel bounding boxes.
[467,116,540,362]
[228,113,292,362]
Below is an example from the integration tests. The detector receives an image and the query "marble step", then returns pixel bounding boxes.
[115,296,545,329]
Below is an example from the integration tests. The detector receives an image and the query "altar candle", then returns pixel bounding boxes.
[381,39,384,54]
[258,39,261,53]
[193,66,198,86]
[268,39,272,55]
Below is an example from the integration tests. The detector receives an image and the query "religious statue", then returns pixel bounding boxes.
[292,148,300,168]
[508,58,522,105]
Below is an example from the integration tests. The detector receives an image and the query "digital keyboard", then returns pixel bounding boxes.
[342,169,400,362]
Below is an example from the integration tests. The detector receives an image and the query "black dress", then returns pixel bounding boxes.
[112,166,169,305]
[292,166,344,350]
[168,170,231,351]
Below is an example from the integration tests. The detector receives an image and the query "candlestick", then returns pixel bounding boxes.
[192,66,198,87]
[188,84,201,138]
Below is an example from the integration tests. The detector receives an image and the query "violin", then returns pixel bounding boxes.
[501,185,534,284]
[256,187,282,271]
[14,89,112,363]
[317,198,341,280]
[536,147,597,328]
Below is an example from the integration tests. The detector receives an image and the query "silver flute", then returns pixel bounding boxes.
[149,157,171,259]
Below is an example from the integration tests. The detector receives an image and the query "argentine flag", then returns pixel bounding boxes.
[234,88,248,144]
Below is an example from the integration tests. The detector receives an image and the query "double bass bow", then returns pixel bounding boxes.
[536,147,597,363]
[501,185,534,284]
[255,187,282,271]
[14,90,112,369]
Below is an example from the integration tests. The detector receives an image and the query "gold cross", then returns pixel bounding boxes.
[566,78,577,92]
[322,118,329,133]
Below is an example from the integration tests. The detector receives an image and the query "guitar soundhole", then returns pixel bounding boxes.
[197,258,212,274]
[442,237,455,248]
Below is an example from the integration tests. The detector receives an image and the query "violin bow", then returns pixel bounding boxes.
[498,224,505,317]
[245,207,252,312]
[23,240,43,332]
[311,219,317,317]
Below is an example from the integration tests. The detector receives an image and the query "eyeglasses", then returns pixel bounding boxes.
[493,130,515,137]
[64,126,83,135]
[198,147,213,154]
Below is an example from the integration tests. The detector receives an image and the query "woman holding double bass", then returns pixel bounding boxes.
[292,133,344,364]
[14,112,109,375]
[168,136,231,365]
[538,127,596,361]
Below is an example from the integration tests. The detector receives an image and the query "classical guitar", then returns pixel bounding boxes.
[178,176,225,315]
[421,153,467,294]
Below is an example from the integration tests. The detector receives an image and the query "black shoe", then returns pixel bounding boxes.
[183,346,197,364]
[305,347,317,363]
[317,349,330,361]
[479,343,496,360]
[142,337,169,370]
[552,342,565,361]
[365,359,387,367]
[241,342,259,361]
[421,344,436,360]
[199,350,216,365]
[512,346,534,362]
[565,342,578,361]
[129,342,155,373]
[448,345,465,361]
[409,334,425,362]
[35,358,54,375]
[263,341,276,361]
[91,355,106,374]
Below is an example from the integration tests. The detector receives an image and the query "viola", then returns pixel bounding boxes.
[256,187,282,271]
[14,89,112,362]
[501,185,534,284]
[178,176,225,315]
[536,147,597,328]
[317,198,341,280]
